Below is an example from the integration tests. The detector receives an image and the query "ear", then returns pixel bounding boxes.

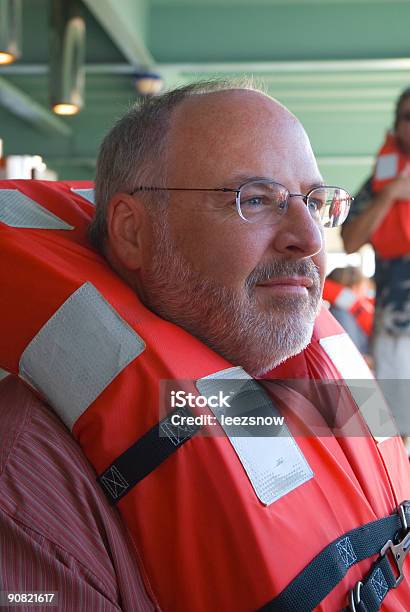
[106,193,147,270]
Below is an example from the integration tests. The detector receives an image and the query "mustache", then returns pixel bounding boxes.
[246,259,321,289]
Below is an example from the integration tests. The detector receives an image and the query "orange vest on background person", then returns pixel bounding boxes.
[371,132,410,258]
[1,180,410,612]
[323,278,374,336]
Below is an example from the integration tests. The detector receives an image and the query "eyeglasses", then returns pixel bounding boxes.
[131,179,353,228]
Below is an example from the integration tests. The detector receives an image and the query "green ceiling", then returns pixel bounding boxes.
[1,0,410,193]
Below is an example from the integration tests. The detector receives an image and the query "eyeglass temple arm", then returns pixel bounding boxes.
[131,186,238,195]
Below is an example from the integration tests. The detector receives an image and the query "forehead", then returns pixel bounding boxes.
[166,89,321,189]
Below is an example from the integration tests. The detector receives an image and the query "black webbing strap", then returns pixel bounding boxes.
[97,407,201,504]
[259,503,410,612]
[341,554,397,612]
[343,525,410,612]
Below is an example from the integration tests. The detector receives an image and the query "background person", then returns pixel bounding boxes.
[323,266,374,359]
[342,87,410,436]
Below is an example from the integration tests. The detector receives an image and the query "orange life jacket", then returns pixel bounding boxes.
[323,278,374,336]
[371,132,410,258]
[1,180,410,611]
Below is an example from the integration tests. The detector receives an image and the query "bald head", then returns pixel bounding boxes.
[166,89,316,190]
[172,88,297,138]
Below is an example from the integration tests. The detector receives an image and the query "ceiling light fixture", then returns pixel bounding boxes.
[50,0,85,116]
[134,71,163,97]
[52,103,80,116]
[0,0,22,65]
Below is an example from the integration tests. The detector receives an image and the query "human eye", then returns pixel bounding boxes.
[241,194,268,208]
[240,182,286,210]
[307,190,326,216]
[308,199,322,214]
[308,196,325,211]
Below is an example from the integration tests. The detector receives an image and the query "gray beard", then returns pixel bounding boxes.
[140,213,322,376]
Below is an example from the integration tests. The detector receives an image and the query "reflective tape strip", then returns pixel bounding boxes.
[375,153,398,180]
[319,334,397,442]
[0,189,73,229]
[0,368,9,381]
[334,288,357,311]
[19,282,145,430]
[196,366,313,506]
[71,188,95,205]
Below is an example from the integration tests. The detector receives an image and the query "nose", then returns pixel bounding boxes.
[271,194,323,258]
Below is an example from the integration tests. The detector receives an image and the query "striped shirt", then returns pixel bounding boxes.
[0,376,155,612]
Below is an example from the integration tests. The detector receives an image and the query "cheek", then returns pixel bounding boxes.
[172,216,266,285]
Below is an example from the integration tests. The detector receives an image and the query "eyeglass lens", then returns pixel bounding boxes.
[238,181,351,228]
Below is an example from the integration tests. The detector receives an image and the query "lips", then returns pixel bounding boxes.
[256,276,314,289]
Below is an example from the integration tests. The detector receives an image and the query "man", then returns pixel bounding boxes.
[1,81,410,611]
[342,87,410,434]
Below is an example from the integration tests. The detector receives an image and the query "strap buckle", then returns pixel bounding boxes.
[379,501,410,587]
[398,500,409,533]
[349,581,363,612]
[348,502,410,610]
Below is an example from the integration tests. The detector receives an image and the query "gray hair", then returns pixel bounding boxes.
[88,78,258,252]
